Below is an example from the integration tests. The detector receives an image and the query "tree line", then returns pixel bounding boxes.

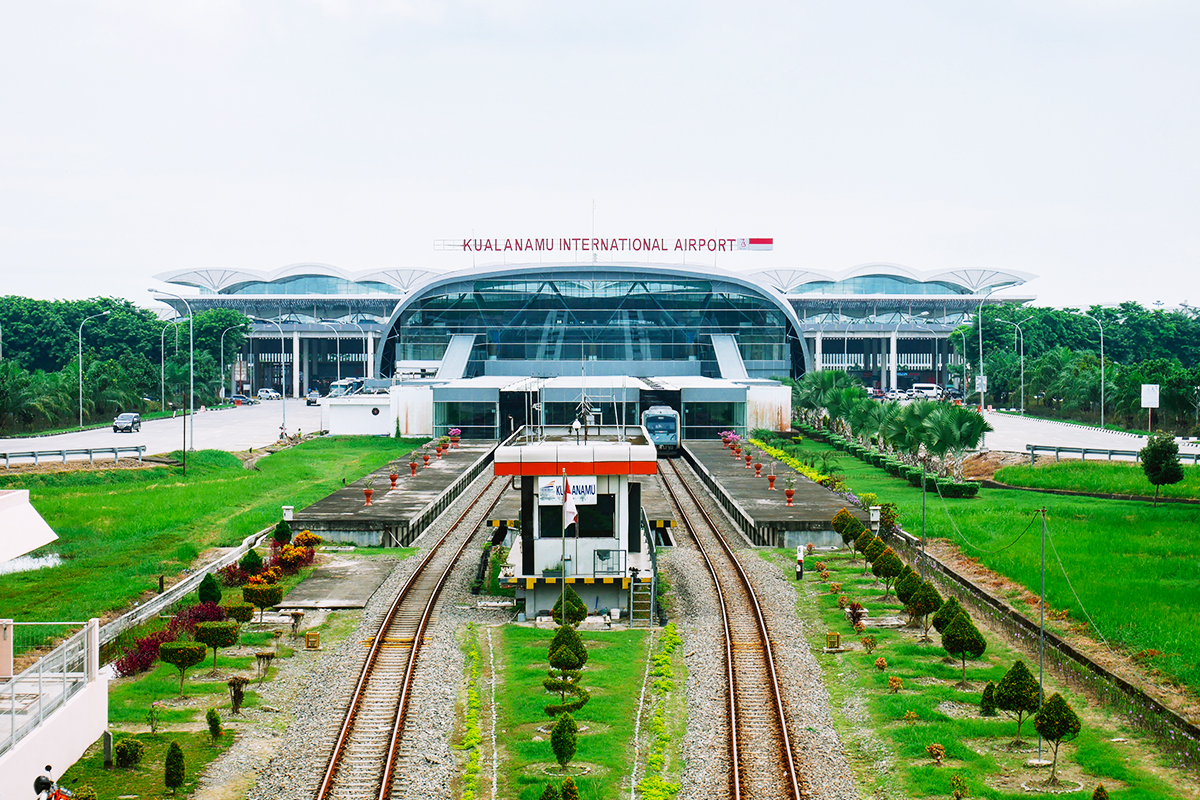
[0,296,250,434]
[952,302,1200,433]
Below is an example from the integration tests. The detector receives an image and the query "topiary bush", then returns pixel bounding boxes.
[239,548,263,575]
[539,784,561,800]
[195,621,241,668]
[908,581,944,639]
[941,612,987,687]
[198,573,222,606]
[550,712,578,768]
[931,596,964,634]
[995,660,1042,744]
[242,583,285,622]
[206,708,222,742]
[872,548,904,599]
[831,507,857,535]
[1034,692,1081,784]
[221,601,254,623]
[293,530,323,548]
[981,681,998,716]
[159,641,207,695]
[551,585,588,627]
[165,740,185,793]
[896,572,922,606]
[561,776,580,800]
[937,479,980,499]
[272,519,292,545]
[114,737,145,768]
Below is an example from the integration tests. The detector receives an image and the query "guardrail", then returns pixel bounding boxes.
[1,446,146,468]
[885,525,1200,765]
[0,620,98,757]
[1027,443,1200,465]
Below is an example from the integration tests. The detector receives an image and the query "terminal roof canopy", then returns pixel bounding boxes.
[0,490,58,564]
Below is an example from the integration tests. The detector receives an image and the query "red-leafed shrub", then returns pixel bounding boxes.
[273,544,315,574]
[217,564,249,587]
[113,629,175,677]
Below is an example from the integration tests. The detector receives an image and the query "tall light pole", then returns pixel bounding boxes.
[219,325,241,400]
[255,318,287,436]
[78,310,111,429]
[151,291,195,450]
[1081,311,1106,429]
[348,320,369,378]
[975,286,999,411]
[956,328,970,399]
[999,316,1033,414]
[318,321,342,383]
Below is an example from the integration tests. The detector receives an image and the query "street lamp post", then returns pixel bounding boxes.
[219,325,240,400]
[999,316,1033,414]
[1082,311,1106,429]
[956,328,970,399]
[78,310,111,429]
[150,291,194,451]
[255,318,287,436]
[348,320,369,379]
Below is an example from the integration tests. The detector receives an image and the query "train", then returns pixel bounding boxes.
[641,405,680,455]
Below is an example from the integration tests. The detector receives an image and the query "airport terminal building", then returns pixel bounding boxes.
[152,260,1034,437]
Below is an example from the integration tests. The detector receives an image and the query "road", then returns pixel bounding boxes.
[0,400,326,462]
[982,411,1200,459]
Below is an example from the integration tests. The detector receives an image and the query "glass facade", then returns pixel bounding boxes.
[383,276,790,376]
[795,275,971,296]
[682,401,745,439]
[433,401,498,439]
[222,277,398,296]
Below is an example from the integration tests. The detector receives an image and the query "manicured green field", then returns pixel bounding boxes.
[995,460,1200,501]
[61,731,232,800]
[791,438,1200,690]
[0,437,422,640]
[779,549,1183,799]
[498,625,650,800]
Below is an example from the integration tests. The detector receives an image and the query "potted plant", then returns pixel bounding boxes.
[754,457,763,478]
[409,452,419,476]
[436,435,450,458]
[421,447,431,468]
[784,475,796,506]
[768,463,777,490]
[363,477,376,506]
[388,462,400,489]
[745,449,753,469]
[719,430,734,448]
[448,428,462,448]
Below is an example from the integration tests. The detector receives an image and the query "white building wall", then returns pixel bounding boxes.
[326,396,396,437]
[393,385,433,437]
[746,385,792,432]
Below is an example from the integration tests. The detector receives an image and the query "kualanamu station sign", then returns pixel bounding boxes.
[448,237,773,253]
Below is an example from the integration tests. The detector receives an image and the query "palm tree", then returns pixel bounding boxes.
[923,404,993,480]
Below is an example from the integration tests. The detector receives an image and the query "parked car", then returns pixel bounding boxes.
[257,388,281,400]
[884,389,905,401]
[306,389,321,406]
[228,394,259,405]
[113,412,141,433]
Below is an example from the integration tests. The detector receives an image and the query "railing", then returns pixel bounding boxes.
[1,445,145,468]
[0,620,97,757]
[1027,443,1200,465]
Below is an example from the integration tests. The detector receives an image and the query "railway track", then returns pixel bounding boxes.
[317,476,502,800]
[660,457,805,800]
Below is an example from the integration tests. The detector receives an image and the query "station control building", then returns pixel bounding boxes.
[152,260,1035,439]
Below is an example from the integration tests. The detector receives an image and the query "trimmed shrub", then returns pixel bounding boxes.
[895,572,922,606]
[831,507,857,535]
[113,629,176,677]
[539,784,562,800]
[238,548,263,575]
[908,581,943,638]
[550,623,588,667]
[872,548,904,599]
[1034,693,1082,784]
[981,681,998,716]
[114,737,145,768]
[195,621,241,667]
[293,530,324,548]
[198,573,222,606]
[561,777,580,800]
[216,564,249,587]
[937,479,980,499]
[863,537,886,564]
[206,708,222,742]
[550,712,578,768]
[995,660,1042,743]
[222,601,254,623]
[159,641,207,695]
[551,585,588,627]
[272,519,292,545]
[941,612,987,686]
[242,583,285,622]
[931,596,964,634]
[165,740,185,793]
[1093,784,1109,800]
[228,676,250,714]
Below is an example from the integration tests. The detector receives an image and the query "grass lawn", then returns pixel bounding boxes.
[499,625,650,800]
[786,436,1200,691]
[995,460,1200,501]
[777,548,1189,799]
[0,437,423,649]
[61,731,232,799]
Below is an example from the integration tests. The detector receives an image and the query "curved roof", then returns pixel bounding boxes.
[153,263,438,294]
[373,261,815,374]
[750,262,1035,295]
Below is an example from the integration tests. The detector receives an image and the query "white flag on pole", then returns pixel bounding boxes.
[562,475,579,536]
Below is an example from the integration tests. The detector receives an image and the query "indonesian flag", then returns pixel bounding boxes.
[562,474,579,536]
[736,237,773,251]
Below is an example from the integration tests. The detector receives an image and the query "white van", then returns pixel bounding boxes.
[911,383,942,400]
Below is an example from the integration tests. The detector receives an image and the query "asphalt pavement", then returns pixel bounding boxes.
[0,400,325,462]
[982,411,1200,457]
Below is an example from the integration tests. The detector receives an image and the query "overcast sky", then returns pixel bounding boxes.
[2,1,1198,310]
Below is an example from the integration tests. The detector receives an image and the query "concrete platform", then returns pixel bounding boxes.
[291,441,496,546]
[281,558,397,608]
[682,440,869,548]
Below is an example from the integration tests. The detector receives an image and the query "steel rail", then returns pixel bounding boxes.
[661,458,802,800]
[317,476,500,800]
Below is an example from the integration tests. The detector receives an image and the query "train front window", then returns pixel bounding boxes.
[645,416,675,432]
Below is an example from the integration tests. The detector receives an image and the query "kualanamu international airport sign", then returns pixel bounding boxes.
[438,237,773,253]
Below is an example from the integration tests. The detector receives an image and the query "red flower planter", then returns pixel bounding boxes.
[363,488,374,506]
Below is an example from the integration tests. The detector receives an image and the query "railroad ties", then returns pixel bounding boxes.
[318,477,501,800]
[660,458,806,800]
